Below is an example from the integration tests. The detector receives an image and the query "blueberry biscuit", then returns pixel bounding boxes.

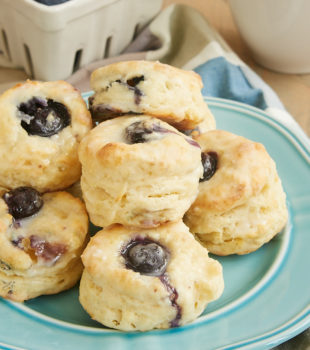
[78,115,203,228]
[184,130,288,255]
[0,80,92,192]
[89,60,215,131]
[0,187,89,301]
[79,221,224,331]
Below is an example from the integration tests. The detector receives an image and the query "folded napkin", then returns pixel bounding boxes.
[67,4,308,145]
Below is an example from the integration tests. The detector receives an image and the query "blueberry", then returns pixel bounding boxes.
[125,120,178,144]
[114,76,144,104]
[33,0,70,5]
[126,76,144,104]
[122,238,168,276]
[126,76,144,87]
[125,121,154,144]
[11,235,66,265]
[18,97,70,137]
[200,151,218,182]
[3,187,43,220]
[30,235,67,264]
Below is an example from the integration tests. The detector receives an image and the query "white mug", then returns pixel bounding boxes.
[229,0,310,74]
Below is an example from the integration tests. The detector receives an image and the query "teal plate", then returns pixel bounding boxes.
[0,97,309,350]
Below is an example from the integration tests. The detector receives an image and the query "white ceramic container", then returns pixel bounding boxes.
[0,0,162,80]
[229,0,310,74]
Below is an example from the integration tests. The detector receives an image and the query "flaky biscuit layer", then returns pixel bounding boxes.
[90,60,215,130]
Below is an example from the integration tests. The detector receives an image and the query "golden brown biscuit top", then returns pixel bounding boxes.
[90,60,203,91]
[89,60,214,131]
[194,130,275,213]
[78,115,202,177]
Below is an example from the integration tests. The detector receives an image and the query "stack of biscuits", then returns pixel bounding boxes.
[79,61,224,331]
[0,80,91,301]
[0,60,288,332]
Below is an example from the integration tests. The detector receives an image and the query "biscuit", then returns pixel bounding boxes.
[0,187,89,301]
[78,115,203,228]
[184,130,288,255]
[89,60,215,131]
[0,80,92,192]
[79,221,224,331]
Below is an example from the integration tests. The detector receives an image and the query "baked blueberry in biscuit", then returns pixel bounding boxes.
[0,188,89,301]
[3,187,43,220]
[0,80,92,192]
[18,97,70,137]
[125,120,155,144]
[124,119,186,144]
[122,238,168,276]
[79,221,224,331]
[78,115,203,228]
[200,151,218,182]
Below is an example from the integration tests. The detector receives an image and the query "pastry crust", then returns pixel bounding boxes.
[79,221,224,331]
[184,130,288,255]
[0,80,92,192]
[0,190,89,301]
[78,115,203,228]
[89,60,215,131]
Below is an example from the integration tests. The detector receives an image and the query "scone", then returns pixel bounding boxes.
[89,60,215,131]
[0,80,92,192]
[0,187,89,302]
[79,221,224,331]
[78,115,203,228]
[184,130,288,255]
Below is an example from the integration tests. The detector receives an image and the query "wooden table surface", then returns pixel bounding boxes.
[0,0,309,135]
